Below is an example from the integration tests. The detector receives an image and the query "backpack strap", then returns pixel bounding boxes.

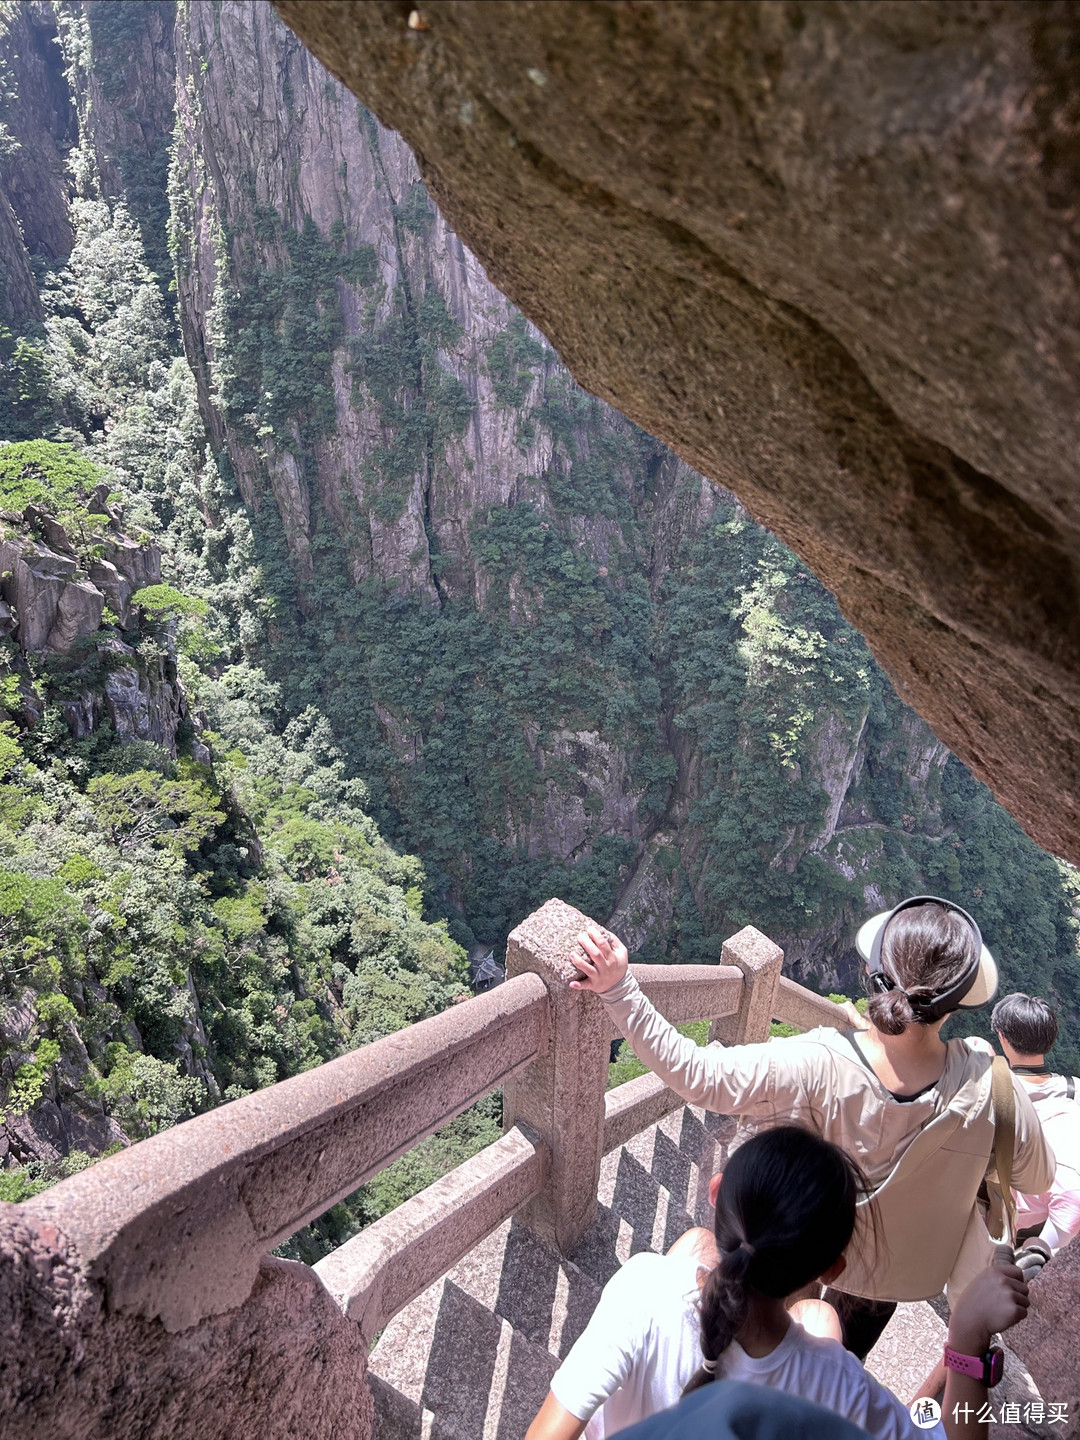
[1068,1075,1076,1101]
[985,1056,1018,1245]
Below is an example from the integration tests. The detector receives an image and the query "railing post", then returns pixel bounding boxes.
[502,898,609,1254]
[709,925,783,1045]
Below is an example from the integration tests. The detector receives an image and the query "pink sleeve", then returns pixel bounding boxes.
[1046,1179,1080,1249]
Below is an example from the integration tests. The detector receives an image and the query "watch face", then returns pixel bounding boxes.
[987,1347,1005,1388]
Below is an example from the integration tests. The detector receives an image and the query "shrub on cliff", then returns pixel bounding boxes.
[0,439,108,515]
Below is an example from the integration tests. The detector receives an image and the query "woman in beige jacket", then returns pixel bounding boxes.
[571,896,1055,1357]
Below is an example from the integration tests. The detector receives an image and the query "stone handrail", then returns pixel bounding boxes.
[316,902,846,1330]
[603,1069,684,1154]
[21,969,550,1332]
[315,1122,548,1342]
[614,962,745,1032]
[2,895,856,1438]
[775,974,852,1032]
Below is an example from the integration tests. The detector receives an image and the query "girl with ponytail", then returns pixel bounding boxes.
[527,1127,1030,1440]
[682,1125,860,1398]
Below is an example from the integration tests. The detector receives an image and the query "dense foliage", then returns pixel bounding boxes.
[654,508,1080,1063]
[0,202,473,1225]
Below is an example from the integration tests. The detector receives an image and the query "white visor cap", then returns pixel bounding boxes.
[855,908,999,1010]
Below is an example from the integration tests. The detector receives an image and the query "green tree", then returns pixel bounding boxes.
[0,439,108,514]
[89,1043,204,1139]
[86,768,225,856]
[0,327,57,440]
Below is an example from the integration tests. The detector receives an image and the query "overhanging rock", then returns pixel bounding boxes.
[273,0,1080,863]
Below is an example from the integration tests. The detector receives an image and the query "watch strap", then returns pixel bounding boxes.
[944,1344,1004,1387]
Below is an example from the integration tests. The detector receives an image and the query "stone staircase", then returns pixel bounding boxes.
[368,1103,956,1438]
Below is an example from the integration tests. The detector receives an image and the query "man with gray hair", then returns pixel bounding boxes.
[992,992,1080,1254]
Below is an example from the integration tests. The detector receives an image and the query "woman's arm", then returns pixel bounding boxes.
[525,1393,587,1440]
[571,927,785,1117]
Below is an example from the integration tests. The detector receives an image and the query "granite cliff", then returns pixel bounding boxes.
[276,0,1080,876]
[1,1,1077,1035]
[159,2,914,978]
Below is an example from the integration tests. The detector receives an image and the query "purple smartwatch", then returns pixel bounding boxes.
[943,1344,1005,1388]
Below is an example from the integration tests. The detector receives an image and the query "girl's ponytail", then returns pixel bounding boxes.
[682,1126,868,1397]
[683,1245,752,1394]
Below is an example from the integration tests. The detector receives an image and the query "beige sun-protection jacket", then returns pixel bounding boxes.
[600,973,1056,1302]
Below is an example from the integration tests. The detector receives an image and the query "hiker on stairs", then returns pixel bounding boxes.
[525,1126,1031,1440]
[569,897,1055,1359]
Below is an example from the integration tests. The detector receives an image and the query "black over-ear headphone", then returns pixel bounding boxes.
[866,894,983,1023]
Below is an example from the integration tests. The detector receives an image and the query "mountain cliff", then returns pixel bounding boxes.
[160,0,1077,1000]
[0,0,1077,1174]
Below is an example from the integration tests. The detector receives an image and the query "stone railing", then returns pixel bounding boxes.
[0,897,850,1440]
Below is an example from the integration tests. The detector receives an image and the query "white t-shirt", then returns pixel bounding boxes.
[550,1250,701,1439]
[717,1323,944,1440]
[549,1249,944,1440]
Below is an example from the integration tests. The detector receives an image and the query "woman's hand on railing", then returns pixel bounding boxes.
[838,999,870,1031]
[569,926,629,994]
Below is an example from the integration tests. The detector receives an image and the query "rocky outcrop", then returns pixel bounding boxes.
[58,636,185,752]
[274,0,1080,868]
[0,536,78,651]
[0,508,184,755]
[0,523,146,658]
[0,990,128,1169]
[102,536,160,594]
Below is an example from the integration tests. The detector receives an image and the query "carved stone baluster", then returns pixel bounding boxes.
[502,897,610,1254]
[709,925,783,1045]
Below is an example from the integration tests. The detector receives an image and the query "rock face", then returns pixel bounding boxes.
[273,0,1080,867]
[158,0,993,983]
[73,0,178,289]
[0,510,183,753]
[169,0,696,892]
[170,0,562,601]
[1005,1237,1080,1434]
[0,1,76,326]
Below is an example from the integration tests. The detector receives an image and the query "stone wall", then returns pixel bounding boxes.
[0,1205,373,1440]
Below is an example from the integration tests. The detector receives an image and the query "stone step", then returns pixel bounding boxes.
[569,1105,744,1287]
[369,1276,561,1440]
[369,1216,604,1440]
[369,1100,1008,1439]
[864,1299,947,1406]
[369,1102,737,1439]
